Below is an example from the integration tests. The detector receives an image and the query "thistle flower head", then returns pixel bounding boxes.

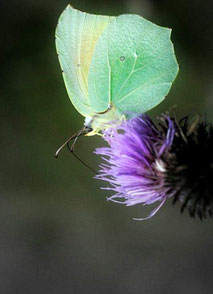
[167,116,213,219]
[95,115,175,220]
[95,114,213,220]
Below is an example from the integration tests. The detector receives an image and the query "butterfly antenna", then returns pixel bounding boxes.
[55,128,85,158]
[67,129,98,174]
[55,127,97,174]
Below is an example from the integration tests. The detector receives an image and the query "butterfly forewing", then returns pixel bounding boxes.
[56,5,114,117]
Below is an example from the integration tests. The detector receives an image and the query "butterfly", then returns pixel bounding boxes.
[55,5,178,156]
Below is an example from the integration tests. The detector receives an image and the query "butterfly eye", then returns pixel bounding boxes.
[120,56,125,62]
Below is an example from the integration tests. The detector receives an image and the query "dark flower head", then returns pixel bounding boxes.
[95,114,213,220]
[167,116,213,219]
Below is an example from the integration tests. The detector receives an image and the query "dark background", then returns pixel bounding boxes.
[1,0,213,293]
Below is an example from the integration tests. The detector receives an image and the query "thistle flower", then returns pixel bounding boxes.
[167,116,213,219]
[95,114,213,220]
[95,115,176,220]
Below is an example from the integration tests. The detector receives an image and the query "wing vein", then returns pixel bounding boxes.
[132,50,168,75]
[107,21,113,103]
[78,12,87,97]
[117,73,169,104]
[114,27,167,101]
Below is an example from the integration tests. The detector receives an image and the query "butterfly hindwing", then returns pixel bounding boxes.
[88,14,179,116]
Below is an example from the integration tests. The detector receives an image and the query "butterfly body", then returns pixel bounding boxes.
[84,104,124,136]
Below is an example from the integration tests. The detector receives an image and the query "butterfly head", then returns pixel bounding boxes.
[84,105,125,136]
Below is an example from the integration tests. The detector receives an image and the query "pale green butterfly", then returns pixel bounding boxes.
[55,5,178,157]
